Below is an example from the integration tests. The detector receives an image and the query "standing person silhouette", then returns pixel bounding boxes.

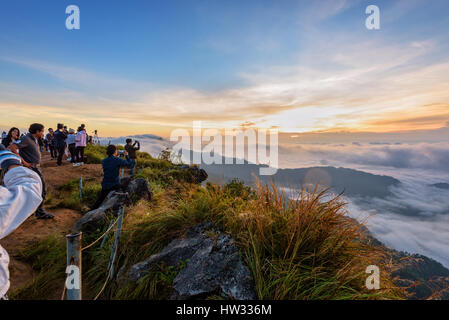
[74,125,87,166]
[45,128,56,160]
[93,130,100,145]
[125,138,140,176]
[66,128,77,165]
[54,123,67,166]
[9,123,53,219]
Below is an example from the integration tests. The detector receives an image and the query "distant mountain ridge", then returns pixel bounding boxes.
[203,162,400,198]
[431,183,449,190]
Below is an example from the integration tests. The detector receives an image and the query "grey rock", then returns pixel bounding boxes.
[128,231,208,281]
[72,178,152,232]
[128,223,256,300]
[178,165,208,184]
[72,191,129,232]
[126,178,153,202]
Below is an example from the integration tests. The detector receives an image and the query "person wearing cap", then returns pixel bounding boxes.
[0,144,43,300]
[66,128,77,165]
[9,123,53,219]
[74,125,87,166]
[93,130,100,145]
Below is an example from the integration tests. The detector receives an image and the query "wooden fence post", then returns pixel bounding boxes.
[66,232,82,300]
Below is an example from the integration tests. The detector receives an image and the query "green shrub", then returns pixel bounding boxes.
[101,182,403,300]
[59,183,102,211]
[10,236,66,300]
[59,178,80,191]
[84,144,107,164]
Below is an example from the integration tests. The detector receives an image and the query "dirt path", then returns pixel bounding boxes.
[2,151,102,293]
[4,208,82,291]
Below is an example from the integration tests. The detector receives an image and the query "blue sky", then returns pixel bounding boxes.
[1,0,449,135]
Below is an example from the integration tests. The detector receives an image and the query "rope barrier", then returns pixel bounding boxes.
[81,218,118,251]
[61,260,75,300]
[93,206,124,300]
[64,206,125,300]
[108,207,124,279]
[61,283,66,300]
[101,220,115,248]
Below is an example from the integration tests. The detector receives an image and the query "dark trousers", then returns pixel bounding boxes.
[56,145,65,166]
[93,184,120,209]
[68,143,76,163]
[129,159,137,176]
[30,167,47,217]
[75,146,85,163]
[49,145,56,158]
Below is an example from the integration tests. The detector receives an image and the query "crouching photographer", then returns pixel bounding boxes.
[0,145,43,300]
[92,145,132,209]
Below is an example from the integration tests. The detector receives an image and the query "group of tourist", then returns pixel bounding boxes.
[0,122,145,300]
[2,125,101,167]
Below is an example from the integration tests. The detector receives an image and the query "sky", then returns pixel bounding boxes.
[1,0,449,137]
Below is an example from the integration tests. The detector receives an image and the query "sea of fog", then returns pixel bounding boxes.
[103,135,449,268]
[273,141,449,268]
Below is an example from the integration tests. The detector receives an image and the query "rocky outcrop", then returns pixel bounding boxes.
[177,165,208,184]
[72,178,152,232]
[128,223,256,300]
[391,253,449,300]
[126,178,153,202]
[72,191,129,232]
[362,226,449,300]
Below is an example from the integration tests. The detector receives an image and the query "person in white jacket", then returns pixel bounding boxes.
[0,145,43,300]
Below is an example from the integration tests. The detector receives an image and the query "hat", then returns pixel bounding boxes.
[69,128,75,134]
[0,144,22,172]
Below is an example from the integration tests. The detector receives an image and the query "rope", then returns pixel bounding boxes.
[93,221,120,300]
[61,260,75,300]
[63,223,117,300]
[101,220,115,248]
[64,207,124,300]
[61,283,66,300]
[93,207,124,300]
[81,218,118,251]
[93,265,113,300]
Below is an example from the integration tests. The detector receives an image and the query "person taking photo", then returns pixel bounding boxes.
[0,145,43,300]
[124,139,140,176]
[92,145,132,209]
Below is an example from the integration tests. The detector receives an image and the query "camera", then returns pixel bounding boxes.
[118,150,125,157]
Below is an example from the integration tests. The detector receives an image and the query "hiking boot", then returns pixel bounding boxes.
[36,210,54,219]
[37,213,54,219]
